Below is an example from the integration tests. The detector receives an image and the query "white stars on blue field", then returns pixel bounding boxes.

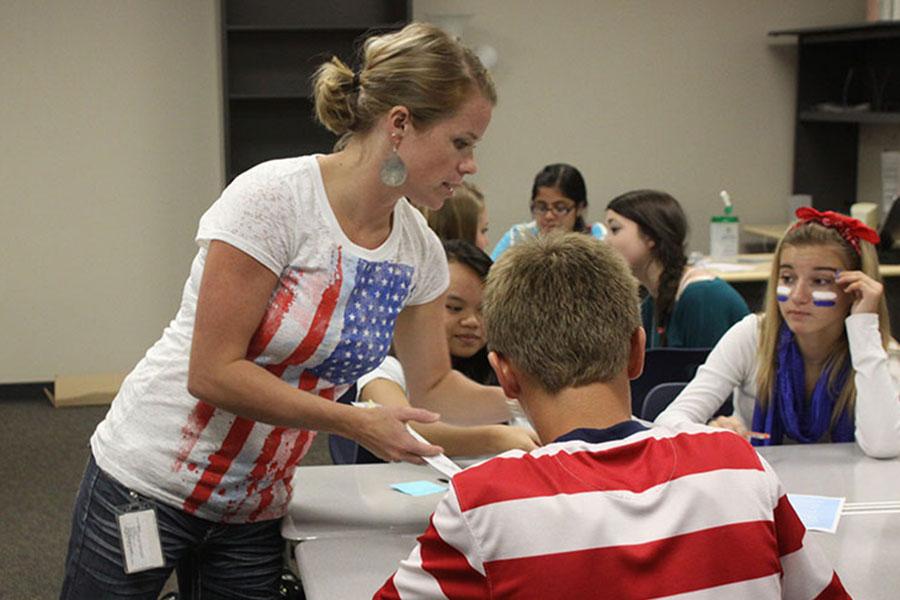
[310,258,413,384]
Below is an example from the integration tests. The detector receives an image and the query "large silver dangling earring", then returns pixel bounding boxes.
[380,138,407,187]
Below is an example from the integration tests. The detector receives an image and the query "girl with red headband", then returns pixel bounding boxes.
[657,207,900,458]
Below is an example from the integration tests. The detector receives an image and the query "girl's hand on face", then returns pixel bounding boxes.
[837,270,883,315]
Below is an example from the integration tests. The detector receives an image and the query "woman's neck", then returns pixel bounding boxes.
[317,144,401,248]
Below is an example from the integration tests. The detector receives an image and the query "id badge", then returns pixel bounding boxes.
[115,496,165,574]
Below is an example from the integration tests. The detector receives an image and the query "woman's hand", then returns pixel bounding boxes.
[707,415,749,438]
[837,270,883,315]
[350,404,444,464]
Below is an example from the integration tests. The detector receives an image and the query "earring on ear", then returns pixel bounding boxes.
[380,133,408,187]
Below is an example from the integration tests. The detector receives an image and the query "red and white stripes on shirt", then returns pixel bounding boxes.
[374,423,847,599]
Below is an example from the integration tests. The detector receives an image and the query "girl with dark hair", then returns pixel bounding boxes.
[657,208,900,458]
[490,163,606,260]
[355,240,537,458]
[606,189,749,348]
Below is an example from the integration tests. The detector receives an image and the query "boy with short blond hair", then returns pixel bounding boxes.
[376,233,846,599]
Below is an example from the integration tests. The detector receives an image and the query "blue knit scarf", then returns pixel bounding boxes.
[751,323,854,446]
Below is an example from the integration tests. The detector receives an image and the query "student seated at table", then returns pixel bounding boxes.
[657,207,900,459]
[419,181,491,252]
[375,233,846,599]
[357,240,537,458]
[490,163,606,260]
[606,189,749,348]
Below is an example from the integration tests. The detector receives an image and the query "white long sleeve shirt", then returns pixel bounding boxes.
[655,313,900,458]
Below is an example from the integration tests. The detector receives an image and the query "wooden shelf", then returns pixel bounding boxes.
[221,1,411,182]
[769,22,900,43]
[227,24,401,33]
[229,94,312,101]
[799,110,900,124]
[769,21,900,213]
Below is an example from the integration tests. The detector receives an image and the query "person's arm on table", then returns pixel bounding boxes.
[361,377,537,456]
[656,314,758,432]
[187,240,441,463]
[393,296,511,426]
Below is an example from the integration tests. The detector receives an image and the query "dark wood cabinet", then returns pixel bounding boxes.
[221,0,411,182]
[769,23,900,213]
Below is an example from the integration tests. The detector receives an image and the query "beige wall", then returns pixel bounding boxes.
[414,0,868,251]
[1,1,884,383]
[0,1,222,383]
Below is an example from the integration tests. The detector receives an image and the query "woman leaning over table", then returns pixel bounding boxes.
[657,208,900,459]
[60,23,512,599]
[490,163,606,260]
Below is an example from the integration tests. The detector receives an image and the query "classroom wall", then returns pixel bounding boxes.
[0,1,877,383]
[0,0,222,383]
[413,0,868,251]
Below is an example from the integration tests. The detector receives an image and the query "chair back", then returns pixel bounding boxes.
[630,347,711,416]
[641,382,688,421]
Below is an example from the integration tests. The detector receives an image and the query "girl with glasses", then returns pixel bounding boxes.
[656,208,900,458]
[490,163,606,260]
[606,189,749,349]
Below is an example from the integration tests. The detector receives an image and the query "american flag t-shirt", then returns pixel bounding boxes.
[90,156,450,523]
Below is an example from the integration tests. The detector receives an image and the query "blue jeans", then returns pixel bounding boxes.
[60,454,283,599]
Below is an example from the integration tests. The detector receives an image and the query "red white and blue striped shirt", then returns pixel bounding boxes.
[375,421,847,599]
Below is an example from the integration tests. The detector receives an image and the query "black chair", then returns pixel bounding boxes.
[640,382,688,421]
[630,347,711,416]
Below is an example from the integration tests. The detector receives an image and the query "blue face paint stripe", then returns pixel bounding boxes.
[776,285,791,302]
[812,291,837,307]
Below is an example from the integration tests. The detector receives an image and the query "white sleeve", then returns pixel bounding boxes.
[357,356,407,398]
[406,215,450,306]
[655,314,759,427]
[196,167,301,276]
[846,313,900,458]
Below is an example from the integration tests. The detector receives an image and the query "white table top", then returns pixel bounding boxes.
[280,461,449,541]
[285,444,900,599]
[758,443,900,600]
[294,534,418,600]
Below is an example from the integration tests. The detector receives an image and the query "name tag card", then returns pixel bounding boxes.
[116,507,165,573]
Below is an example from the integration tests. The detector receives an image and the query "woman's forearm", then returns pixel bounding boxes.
[413,369,511,426]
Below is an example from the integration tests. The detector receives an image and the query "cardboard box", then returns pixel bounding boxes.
[44,372,126,407]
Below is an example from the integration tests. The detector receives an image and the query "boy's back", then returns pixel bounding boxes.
[376,422,845,599]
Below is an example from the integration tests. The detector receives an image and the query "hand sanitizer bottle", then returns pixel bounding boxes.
[710,190,739,259]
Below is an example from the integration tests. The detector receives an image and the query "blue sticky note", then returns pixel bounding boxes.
[787,494,845,533]
[391,480,447,496]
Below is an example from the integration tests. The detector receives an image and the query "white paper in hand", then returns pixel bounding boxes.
[405,423,461,478]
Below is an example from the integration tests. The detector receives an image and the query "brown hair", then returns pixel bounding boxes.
[483,233,641,393]
[313,22,496,143]
[606,190,687,346]
[420,182,485,244]
[756,222,890,423]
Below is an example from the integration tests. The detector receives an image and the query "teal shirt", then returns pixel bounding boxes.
[491,221,607,261]
[642,278,749,349]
